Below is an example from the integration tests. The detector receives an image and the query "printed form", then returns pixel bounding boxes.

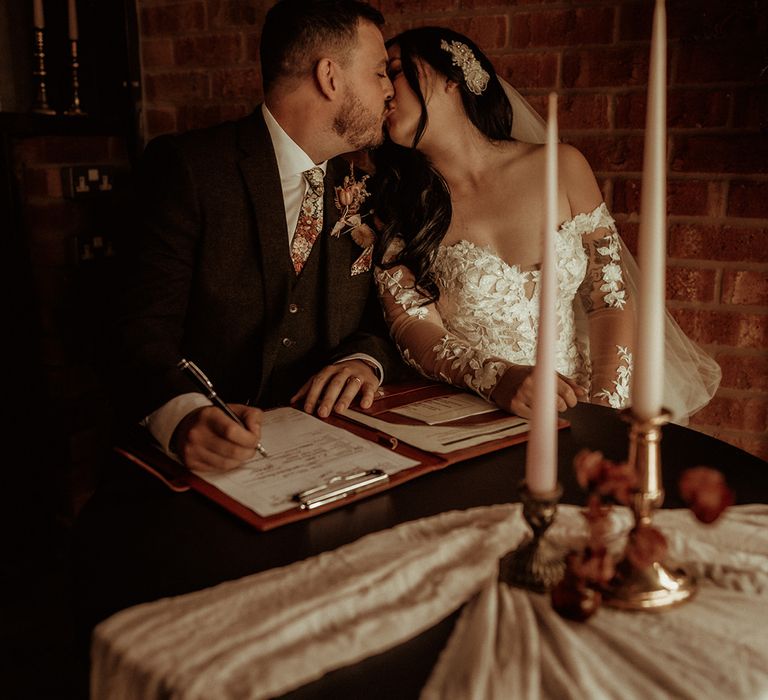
[194,407,419,516]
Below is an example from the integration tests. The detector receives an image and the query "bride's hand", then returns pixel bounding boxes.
[490,366,587,418]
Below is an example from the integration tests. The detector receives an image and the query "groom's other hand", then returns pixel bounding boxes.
[174,404,263,472]
[293,359,379,418]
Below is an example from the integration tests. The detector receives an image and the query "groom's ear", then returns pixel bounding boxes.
[315,58,339,100]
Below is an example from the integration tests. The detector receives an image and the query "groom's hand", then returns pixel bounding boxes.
[292,359,379,418]
[173,404,263,472]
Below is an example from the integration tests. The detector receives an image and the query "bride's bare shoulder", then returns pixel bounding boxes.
[558,143,603,213]
[558,143,594,177]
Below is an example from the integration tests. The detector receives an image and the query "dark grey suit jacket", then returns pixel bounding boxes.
[113,109,401,424]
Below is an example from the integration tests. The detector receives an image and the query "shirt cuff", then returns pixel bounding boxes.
[335,354,384,387]
[141,393,213,456]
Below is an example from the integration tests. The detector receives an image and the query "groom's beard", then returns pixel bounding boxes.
[333,90,386,151]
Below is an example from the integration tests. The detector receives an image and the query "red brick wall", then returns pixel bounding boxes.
[137,0,768,460]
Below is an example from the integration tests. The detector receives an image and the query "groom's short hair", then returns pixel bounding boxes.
[261,0,385,93]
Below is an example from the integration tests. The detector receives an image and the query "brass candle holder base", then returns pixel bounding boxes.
[498,482,564,593]
[603,409,696,611]
[604,559,696,611]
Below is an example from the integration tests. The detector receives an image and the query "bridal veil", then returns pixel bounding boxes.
[499,77,721,423]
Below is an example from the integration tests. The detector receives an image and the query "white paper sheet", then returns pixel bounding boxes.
[194,407,419,517]
[389,393,498,424]
[344,409,529,454]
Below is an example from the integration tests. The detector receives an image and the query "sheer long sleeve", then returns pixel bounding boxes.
[377,205,636,410]
[574,205,635,408]
[375,247,511,400]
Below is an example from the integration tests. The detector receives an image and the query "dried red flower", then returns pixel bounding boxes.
[569,545,616,586]
[678,466,734,524]
[551,568,602,622]
[574,448,605,490]
[574,449,638,505]
[596,460,638,505]
[625,523,668,569]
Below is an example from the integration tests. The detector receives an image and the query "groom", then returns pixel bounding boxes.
[112,0,401,472]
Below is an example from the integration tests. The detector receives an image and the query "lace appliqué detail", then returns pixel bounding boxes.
[595,229,626,309]
[595,346,633,408]
[432,335,507,400]
[375,268,428,319]
[571,203,627,310]
[433,230,586,381]
[399,346,427,375]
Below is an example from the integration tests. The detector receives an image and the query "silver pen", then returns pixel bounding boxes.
[177,358,268,458]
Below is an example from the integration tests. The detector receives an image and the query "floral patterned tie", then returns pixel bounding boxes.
[290,167,324,274]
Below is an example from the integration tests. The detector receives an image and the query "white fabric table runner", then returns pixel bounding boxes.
[91,505,768,700]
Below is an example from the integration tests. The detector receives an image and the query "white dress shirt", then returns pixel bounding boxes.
[261,104,327,244]
[143,105,382,454]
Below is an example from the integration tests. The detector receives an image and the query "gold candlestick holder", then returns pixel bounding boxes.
[603,409,696,610]
[498,482,565,592]
[32,27,56,115]
[64,39,86,116]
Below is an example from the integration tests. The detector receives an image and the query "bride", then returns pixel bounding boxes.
[371,26,720,422]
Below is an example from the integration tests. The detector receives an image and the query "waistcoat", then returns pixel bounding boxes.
[257,232,328,406]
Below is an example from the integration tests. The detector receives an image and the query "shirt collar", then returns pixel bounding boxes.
[262,103,327,181]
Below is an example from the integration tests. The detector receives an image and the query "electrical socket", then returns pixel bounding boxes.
[62,165,116,198]
[73,233,117,264]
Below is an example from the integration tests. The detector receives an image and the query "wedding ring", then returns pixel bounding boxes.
[348,376,362,384]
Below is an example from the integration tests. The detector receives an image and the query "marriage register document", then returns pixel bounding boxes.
[194,407,419,517]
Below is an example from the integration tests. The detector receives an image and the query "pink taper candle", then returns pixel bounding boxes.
[33,0,44,28]
[68,0,79,40]
[634,0,667,421]
[526,92,559,495]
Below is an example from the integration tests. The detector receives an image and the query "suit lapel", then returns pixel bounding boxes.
[237,111,291,388]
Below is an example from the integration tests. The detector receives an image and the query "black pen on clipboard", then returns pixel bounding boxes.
[177,358,268,458]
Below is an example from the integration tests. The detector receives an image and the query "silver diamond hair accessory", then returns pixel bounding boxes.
[440,39,490,96]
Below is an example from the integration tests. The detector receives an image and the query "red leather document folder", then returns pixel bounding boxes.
[115,380,568,531]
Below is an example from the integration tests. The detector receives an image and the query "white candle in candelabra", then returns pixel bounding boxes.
[634,0,667,421]
[526,92,559,495]
[68,0,79,40]
[33,0,44,28]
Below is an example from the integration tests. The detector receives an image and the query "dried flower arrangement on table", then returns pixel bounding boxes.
[551,451,734,621]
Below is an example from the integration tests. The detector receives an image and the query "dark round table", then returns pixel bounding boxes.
[72,402,767,699]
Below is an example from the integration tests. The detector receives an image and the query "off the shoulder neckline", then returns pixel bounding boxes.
[437,202,613,270]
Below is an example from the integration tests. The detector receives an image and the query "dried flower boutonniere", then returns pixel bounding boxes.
[331,165,375,275]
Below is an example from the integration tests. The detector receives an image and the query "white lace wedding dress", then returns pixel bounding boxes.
[376,203,635,410]
[375,79,720,421]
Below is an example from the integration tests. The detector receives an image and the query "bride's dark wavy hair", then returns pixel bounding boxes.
[372,27,514,303]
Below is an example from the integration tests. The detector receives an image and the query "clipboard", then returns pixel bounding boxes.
[115,380,569,531]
